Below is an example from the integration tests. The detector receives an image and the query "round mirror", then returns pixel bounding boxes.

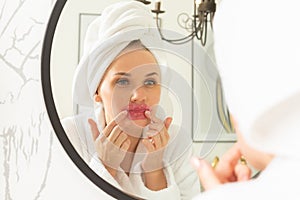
[42,0,236,199]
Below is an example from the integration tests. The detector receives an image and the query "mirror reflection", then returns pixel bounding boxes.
[50,0,235,198]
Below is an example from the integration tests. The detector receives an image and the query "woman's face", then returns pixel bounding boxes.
[97,49,161,128]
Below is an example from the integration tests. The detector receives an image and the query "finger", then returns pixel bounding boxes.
[146,129,158,137]
[215,143,242,175]
[148,122,164,132]
[164,117,172,130]
[147,115,172,132]
[103,111,127,137]
[142,138,155,152]
[120,139,131,151]
[114,132,128,148]
[88,119,100,141]
[190,157,221,191]
[107,125,123,143]
[152,133,162,149]
[235,163,252,181]
[144,110,160,123]
[160,128,170,146]
[159,118,172,146]
[220,143,242,166]
[114,110,128,124]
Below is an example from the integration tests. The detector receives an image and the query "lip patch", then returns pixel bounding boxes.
[127,104,150,120]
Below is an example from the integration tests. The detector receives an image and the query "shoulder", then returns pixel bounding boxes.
[60,113,96,162]
[61,113,93,133]
[61,113,88,126]
[61,116,76,129]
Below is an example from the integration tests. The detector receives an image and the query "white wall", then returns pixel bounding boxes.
[1,0,235,199]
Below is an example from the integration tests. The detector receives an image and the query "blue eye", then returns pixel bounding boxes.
[144,79,157,86]
[116,78,129,86]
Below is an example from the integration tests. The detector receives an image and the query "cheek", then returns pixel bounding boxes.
[99,83,113,121]
[111,88,132,108]
[148,86,161,105]
[102,86,131,116]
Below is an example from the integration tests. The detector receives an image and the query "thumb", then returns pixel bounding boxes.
[88,118,100,141]
[235,163,252,181]
[191,157,221,191]
[164,117,173,130]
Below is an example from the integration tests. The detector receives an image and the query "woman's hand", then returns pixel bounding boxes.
[191,143,252,191]
[88,111,131,177]
[140,111,172,191]
[141,111,172,172]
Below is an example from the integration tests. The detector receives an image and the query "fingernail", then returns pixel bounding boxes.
[190,157,202,169]
[145,110,150,116]
[240,175,249,181]
[121,110,128,115]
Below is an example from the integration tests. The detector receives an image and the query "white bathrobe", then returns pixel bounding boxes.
[194,0,300,199]
[62,113,200,200]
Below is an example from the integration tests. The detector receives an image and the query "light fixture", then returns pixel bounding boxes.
[135,0,151,5]
[137,0,216,46]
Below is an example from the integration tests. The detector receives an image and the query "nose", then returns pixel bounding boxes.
[130,86,147,102]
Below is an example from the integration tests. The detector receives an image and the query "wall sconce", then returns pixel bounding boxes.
[136,0,216,46]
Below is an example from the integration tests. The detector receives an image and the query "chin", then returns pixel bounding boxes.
[132,119,150,127]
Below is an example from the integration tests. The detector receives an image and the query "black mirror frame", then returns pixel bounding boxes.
[41,0,138,199]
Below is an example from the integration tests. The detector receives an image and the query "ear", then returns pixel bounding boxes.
[94,94,102,103]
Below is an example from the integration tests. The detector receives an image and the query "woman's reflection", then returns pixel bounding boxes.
[61,1,199,199]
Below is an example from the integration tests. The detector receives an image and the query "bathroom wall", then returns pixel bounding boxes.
[0,0,233,199]
[0,0,112,199]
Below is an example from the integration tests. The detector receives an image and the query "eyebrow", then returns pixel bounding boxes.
[145,72,158,77]
[114,72,158,77]
[114,72,131,76]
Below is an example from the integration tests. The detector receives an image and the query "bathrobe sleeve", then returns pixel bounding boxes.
[130,125,201,200]
[171,144,201,199]
[128,163,180,200]
[130,146,200,200]
[166,125,201,199]
[89,154,124,192]
[167,126,201,199]
[61,116,88,161]
[62,116,127,192]
[61,115,95,163]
